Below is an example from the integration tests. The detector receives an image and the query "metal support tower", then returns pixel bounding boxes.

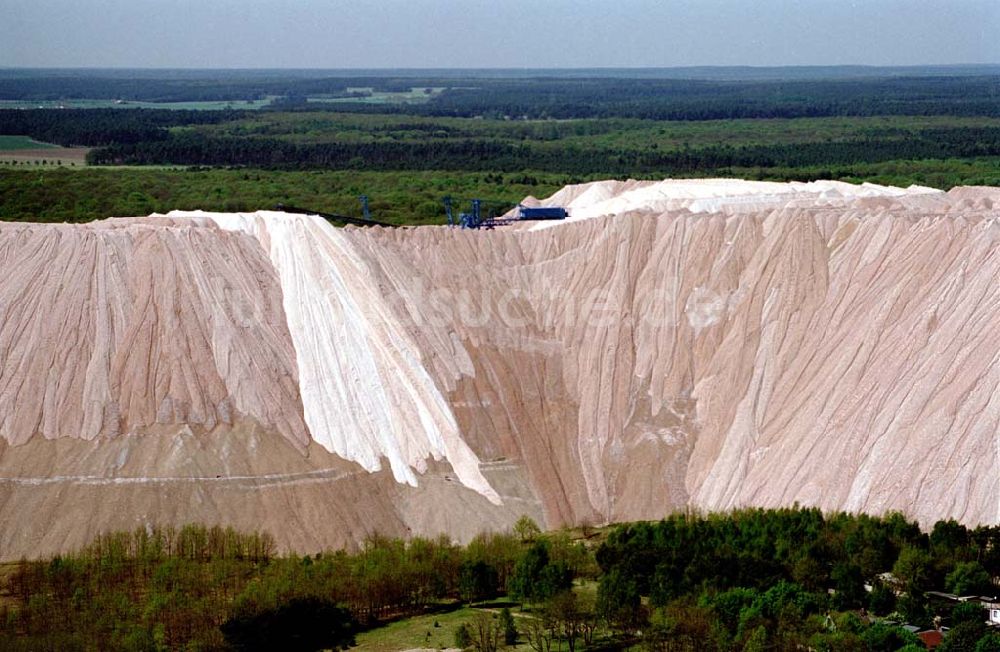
[443,196,455,226]
[359,195,371,221]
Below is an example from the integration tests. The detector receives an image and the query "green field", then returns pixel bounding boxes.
[353,601,531,651]
[0,135,58,150]
[307,86,447,105]
[0,97,278,111]
[0,90,444,111]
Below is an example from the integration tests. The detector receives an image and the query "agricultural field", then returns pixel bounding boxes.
[306,86,447,105]
[0,134,89,167]
[0,98,277,110]
[0,135,57,150]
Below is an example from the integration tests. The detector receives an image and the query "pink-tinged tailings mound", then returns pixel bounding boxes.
[0,179,997,558]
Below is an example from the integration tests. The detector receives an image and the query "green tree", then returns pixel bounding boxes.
[547,591,583,652]
[454,623,472,649]
[868,580,897,616]
[952,601,987,626]
[706,587,759,637]
[975,633,1000,652]
[523,614,555,652]
[514,516,541,543]
[896,593,930,627]
[791,551,829,592]
[946,562,994,596]
[459,561,498,604]
[939,621,988,652]
[499,607,518,646]
[648,598,726,651]
[597,568,644,634]
[511,541,549,604]
[859,623,920,652]
[220,597,356,652]
[830,563,866,610]
[893,546,933,596]
[931,520,971,558]
[538,561,573,602]
[743,625,767,652]
[468,612,502,652]
[511,541,572,605]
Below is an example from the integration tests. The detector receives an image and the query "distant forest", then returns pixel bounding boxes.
[1,70,999,222]
[81,126,1000,173]
[3,108,1000,176]
[3,73,1000,120]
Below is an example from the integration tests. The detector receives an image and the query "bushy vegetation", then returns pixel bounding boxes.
[3,154,998,227]
[594,508,1000,650]
[0,168,574,225]
[0,521,589,650]
[2,510,999,650]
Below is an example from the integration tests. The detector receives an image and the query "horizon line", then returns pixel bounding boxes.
[3,63,1000,71]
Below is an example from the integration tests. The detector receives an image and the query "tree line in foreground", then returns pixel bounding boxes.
[3,159,998,227]
[2,509,1000,651]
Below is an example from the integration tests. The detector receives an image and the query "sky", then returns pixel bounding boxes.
[1,0,998,69]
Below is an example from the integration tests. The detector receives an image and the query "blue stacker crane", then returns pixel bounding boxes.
[442,196,567,229]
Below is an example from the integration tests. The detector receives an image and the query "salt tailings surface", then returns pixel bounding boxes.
[0,178,997,558]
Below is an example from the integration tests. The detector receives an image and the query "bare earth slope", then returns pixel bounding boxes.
[0,180,997,558]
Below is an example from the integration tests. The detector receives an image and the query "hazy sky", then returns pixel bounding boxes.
[2,0,998,69]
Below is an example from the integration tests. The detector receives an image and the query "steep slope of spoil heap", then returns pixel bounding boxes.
[0,179,997,558]
[0,215,527,559]
[347,181,1000,529]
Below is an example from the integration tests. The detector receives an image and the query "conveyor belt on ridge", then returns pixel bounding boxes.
[275,204,395,228]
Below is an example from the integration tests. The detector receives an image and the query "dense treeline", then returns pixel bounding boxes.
[415,76,1000,120]
[2,510,1000,650]
[0,109,245,147]
[0,520,590,650]
[85,126,1000,174]
[595,508,1000,650]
